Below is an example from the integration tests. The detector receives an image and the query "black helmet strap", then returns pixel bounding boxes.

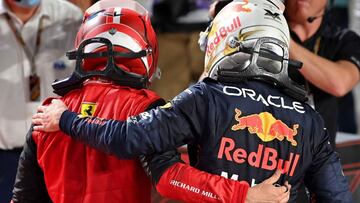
[217,37,308,102]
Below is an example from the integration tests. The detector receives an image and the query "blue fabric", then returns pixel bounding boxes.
[0,149,22,203]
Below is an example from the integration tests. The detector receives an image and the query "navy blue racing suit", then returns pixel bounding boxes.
[59,78,352,202]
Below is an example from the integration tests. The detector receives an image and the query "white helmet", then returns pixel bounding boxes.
[199,0,307,101]
[202,0,288,76]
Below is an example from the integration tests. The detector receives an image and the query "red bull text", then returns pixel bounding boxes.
[217,138,300,176]
[206,16,241,57]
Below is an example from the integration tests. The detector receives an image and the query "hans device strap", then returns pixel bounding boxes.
[53,37,151,96]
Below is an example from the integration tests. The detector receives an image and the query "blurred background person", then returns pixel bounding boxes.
[0,0,82,202]
[284,0,360,149]
[283,1,360,201]
[149,0,211,100]
[329,0,359,135]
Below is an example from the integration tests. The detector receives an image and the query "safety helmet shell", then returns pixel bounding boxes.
[203,0,289,79]
[75,0,158,84]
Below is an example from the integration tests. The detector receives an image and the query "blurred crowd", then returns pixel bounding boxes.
[1,0,360,202]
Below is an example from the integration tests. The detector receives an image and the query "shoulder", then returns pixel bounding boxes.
[142,89,162,100]
[122,88,163,113]
[339,29,360,44]
[322,22,360,65]
[335,28,359,42]
[42,0,83,22]
[174,80,212,100]
[138,89,165,109]
[324,22,360,42]
[194,77,220,93]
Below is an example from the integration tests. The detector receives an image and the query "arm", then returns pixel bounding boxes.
[304,117,353,202]
[290,39,359,97]
[12,127,52,203]
[305,153,353,203]
[143,150,290,203]
[35,85,208,159]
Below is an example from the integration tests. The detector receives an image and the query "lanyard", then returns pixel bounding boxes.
[4,13,45,75]
[313,36,321,55]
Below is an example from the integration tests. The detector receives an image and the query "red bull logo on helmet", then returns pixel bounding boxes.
[207,16,241,57]
[206,1,253,57]
[232,108,299,146]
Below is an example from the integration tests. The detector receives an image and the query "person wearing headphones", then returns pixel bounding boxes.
[285,0,360,149]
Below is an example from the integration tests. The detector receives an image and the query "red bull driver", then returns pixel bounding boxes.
[33,0,352,202]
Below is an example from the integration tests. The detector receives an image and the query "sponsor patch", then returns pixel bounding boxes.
[80,102,97,117]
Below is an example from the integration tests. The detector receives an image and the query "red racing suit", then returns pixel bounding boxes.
[12,81,162,203]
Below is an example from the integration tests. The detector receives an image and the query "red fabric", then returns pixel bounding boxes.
[32,81,161,203]
[156,163,250,203]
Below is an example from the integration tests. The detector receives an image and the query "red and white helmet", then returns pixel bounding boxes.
[73,0,158,87]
